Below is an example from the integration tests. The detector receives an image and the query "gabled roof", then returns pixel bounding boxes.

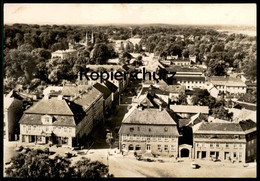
[19,114,76,127]
[61,85,92,96]
[170,105,209,114]
[175,76,205,81]
[73,87,103,111]
[93,82,112,99]
[122,108,178,125]
[159,85,185,94]
[24,98,74,115]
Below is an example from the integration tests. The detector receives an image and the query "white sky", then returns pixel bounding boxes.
[4,4,257,26]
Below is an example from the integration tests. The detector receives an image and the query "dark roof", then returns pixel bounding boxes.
[19,114,76,127]
[119,124,180,136]
[239,119,257,131]
[93,82,112,99]
[178,119,191,128]
[122,108,178,125]
[159,85,185,94]
[104,80,118,92]
[24,98,74,115]
[175,76,205,81]
[234,102,257,111]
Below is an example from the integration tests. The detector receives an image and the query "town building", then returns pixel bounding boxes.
[170,105,209,118]
[93,82,113,115]
[4,90,23,141]
[165,66,206,90]
[206,76,247,94]
[193,120,257,163]
[19,96,81,147]
[119,106,180,157]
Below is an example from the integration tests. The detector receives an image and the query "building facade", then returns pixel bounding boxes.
[193,120,257,163]
[119,106,180,157]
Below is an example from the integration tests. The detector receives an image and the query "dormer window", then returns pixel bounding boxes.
[41,115,53,125]
[130,127,134,132]
[164,127,168,132]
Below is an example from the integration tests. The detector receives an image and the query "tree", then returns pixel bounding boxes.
[90,43,110,64]
[73,157,113,178]
[6,149,113,178]
[125,41,134,53]
[178,93,188,105]
[192,89,216,109]
[5,149,72,178]
[207,59,228,76]
[212,106,233,121]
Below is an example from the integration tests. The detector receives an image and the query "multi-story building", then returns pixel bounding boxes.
[206,76,247,94]
[193,120,257,163]
[4,90,23,141]
[19,96,80,147]
[19,85,104,147]
[165,66,206,90]
[119,106,180,157]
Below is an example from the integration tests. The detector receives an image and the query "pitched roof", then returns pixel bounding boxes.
[73,87,103,111]
[207,76,247,87]
[122,108,178,125]
[166,66,203,73]
[170,105,209,114]
[93,82,112,99]
[194,120,256,134]
[19,114,76,127]
[24,98,74,115]
[119,124,180,136]
[159,85,186,94]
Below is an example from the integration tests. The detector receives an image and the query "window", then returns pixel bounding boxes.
[164,127,168,132]
[146,144,151,150]
[23,125,26,131]
[171,145,175,151]
[69,128,72,133]
[202,143,205,147]
[226,143,229,148]
[147,135,151,141]
[28,126,31,130]
[239,152,242,158]
[158,144,162,151]
[137,127,140,131]
[64,127,67,132]
[59,127,61,132]
[46,126,49,131]
[135,145,141,150]
[210,143,214,148]
[136,135,140,140]
[33,126,36,130]
[164,145,168,151]
[148,128,151,132]
[158,137,162,141]
[165,136,169,142]
[130,127,134,132]
[234,144,237,148]
[216,143,219,147]
[152,136,156,141]
[248,150,251,156]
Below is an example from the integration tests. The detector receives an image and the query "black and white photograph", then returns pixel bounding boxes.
[3,3,257,178]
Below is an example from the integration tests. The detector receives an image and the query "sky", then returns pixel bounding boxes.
[4,4,257,26]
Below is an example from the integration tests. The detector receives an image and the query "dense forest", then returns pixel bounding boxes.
[3,24,257,93]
